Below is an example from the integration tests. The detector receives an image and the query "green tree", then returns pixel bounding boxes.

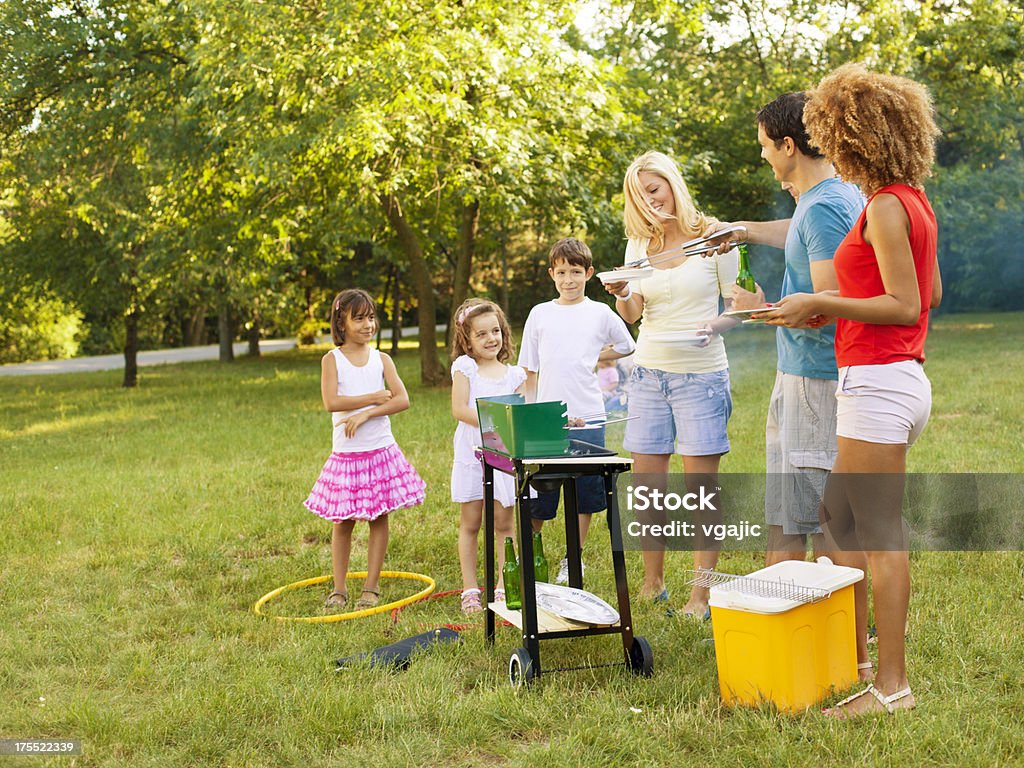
[0,0,195,386]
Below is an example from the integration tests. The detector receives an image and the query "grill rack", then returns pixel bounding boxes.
[685,568,833,605]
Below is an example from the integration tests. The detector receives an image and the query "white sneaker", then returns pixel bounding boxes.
[555,557,585,585]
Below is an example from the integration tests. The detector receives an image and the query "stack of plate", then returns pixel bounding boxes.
[596,267,654,284]
[643,330,709,347]
[534,583,620,626]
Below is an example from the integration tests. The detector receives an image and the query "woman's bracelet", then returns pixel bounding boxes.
[616,287,633,301]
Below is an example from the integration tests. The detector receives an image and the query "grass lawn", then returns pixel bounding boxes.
[2,311,1023,767]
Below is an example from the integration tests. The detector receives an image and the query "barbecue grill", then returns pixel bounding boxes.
[476,396,654,686]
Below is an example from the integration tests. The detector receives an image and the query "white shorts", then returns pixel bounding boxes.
[450,460,517,508]
[836,360,931,446]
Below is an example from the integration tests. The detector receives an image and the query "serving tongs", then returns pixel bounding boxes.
[564,412,639,430]
[622,225,747,270]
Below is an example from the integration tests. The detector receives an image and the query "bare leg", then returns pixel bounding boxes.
[809,532,831,562]
[681,453,723,616]
[765,525,808,566]
[458,500,483,591]
[820,469,871,678]
[577,512,593,547]
[826,437,915,716]
[363,515,389,593]
[632,452,671,598]
[331,520,356,596]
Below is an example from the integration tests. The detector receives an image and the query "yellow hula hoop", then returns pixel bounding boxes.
[253,570,435,623]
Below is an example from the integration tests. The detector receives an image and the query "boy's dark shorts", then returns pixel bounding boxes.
[528,426,608,520]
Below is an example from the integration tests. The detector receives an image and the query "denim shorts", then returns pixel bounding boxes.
[623,366,732,456]
[529,427,607,520]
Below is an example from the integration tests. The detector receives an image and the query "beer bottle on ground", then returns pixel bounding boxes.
[532,530,548,584]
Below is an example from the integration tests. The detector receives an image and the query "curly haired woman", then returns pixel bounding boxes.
[760,63,943,717]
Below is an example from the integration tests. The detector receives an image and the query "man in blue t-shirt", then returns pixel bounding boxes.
[712,92,864,564]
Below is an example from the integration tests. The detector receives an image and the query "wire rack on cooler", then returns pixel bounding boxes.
[685,569,833,605]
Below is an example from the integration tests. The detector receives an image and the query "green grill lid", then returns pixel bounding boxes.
[476,396,568,458]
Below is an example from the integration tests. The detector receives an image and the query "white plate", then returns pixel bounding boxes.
[722,306,775,319]
[534,583,620,625]
[742,318,771,325]
[643,330,708,347]
[596,268,654,284]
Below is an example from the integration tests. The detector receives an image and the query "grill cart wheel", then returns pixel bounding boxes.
[628,636,654,676]
[508,647,537,687]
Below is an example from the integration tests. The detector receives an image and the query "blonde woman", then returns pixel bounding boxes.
[604,151,739,616]
[763,64,943,716]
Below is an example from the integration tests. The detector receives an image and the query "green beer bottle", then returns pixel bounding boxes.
[736,244,757,293]
[532,530,549,584]
[502,537,522,610]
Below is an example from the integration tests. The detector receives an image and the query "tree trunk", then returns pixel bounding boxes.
[450,198,480,341]
[218,299,234,363]
[186,305,207,346]
[378,265,392,351]
[498,225,509,315]
[391,270,402,358]
[123,307,139,388]
[247,300,261,357]
[382,193,445,385]
[247,319,261,357]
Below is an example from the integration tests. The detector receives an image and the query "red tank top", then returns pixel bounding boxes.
[833,184,937,367]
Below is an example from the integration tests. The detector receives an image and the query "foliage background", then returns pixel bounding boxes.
[1,0,1022,378]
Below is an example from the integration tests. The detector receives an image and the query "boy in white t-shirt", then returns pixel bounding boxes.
[518,238,636,584]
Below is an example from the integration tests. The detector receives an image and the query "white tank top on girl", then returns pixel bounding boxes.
[330,347,395,454]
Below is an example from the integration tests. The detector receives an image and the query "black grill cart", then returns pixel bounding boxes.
[480,443,653,686]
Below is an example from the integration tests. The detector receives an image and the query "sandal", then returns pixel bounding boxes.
[857,661,875,681]
[324,590,348,609]
[494,588,505,604]
[461,588,483,614]
[824,684,914,718]
[355,588,380,609]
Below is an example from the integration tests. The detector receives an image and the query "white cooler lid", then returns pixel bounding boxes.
[708,557,864,615]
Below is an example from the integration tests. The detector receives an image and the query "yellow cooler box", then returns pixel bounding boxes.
[707,557,864,712]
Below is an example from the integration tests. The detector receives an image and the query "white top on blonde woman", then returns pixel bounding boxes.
[624,238,738,374]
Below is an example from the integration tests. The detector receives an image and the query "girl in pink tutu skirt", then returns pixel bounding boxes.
[450,298,525,613]
[304,288,426,611]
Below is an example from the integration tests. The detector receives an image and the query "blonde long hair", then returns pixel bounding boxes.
[622,151,712,251]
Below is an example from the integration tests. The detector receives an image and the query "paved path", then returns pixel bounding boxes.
[0,324,447,377]
[0,339,299,377]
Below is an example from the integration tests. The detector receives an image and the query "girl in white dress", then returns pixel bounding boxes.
[450,299,526,613]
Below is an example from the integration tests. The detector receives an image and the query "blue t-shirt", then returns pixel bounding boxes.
[777,178,865,380]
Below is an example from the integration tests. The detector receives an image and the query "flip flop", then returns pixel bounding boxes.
[824,684,914,717]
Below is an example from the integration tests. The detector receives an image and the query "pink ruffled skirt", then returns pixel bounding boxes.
[304,443,426,522]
